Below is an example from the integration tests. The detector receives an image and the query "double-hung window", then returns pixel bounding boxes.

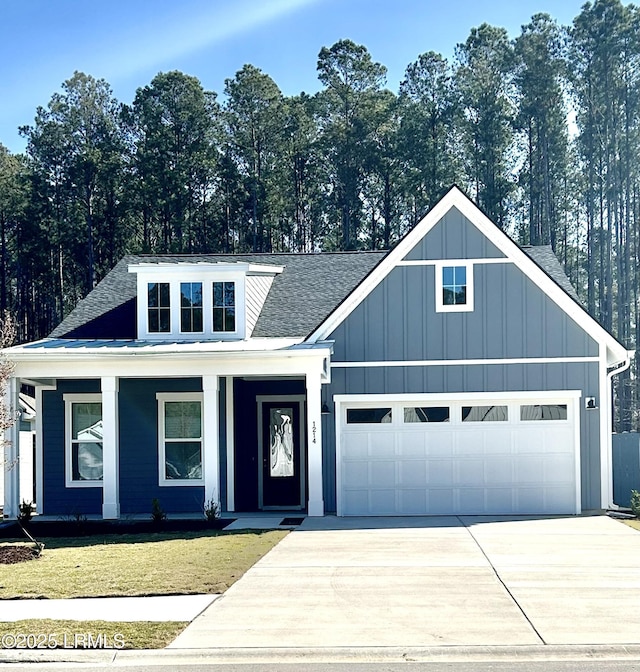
[180,282,203,333]
[157,393,204,485]
[64,394,103,487]
[148,282,170,333]
[435,262,474,312]
[213,281,235,332]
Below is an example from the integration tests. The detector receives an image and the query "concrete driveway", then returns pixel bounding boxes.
[169,515,640,649]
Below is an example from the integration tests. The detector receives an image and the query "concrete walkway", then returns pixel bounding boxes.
[169,514,640,649]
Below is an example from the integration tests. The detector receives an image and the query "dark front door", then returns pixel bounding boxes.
[259,400,304,509]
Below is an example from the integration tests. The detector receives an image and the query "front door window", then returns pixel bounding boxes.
[270,408,294,477]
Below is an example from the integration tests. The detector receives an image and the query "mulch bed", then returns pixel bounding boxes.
[0,518,231,539]
[0,546,40,565]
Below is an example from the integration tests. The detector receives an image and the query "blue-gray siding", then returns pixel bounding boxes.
[331,264,597,362]
[322,208,604,513]
[42,379,102,516]
[404,207,506,260]
[118,377,203,515]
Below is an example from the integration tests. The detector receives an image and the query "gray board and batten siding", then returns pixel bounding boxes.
[322,205,603,513]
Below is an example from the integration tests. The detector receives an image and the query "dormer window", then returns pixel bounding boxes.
[131,261,283,341]
[180,282,203,333]
[213,282,235,332]
[148,283,170,333]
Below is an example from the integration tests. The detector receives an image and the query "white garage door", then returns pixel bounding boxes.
[337,394,580,516]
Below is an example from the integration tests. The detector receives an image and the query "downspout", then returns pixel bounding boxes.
[606,350,634,510]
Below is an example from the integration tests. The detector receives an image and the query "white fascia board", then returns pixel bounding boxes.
[308,186,628,365]
[11,353,330,381]
[129,262,283,275]
[333,390,582,403]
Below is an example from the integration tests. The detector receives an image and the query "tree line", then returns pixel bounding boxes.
[0,0,639,428]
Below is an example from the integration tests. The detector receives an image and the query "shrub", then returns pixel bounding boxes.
[203,497,220,522]
[17,500,33,523]
[151,498,167,525]
[631,490,640,518]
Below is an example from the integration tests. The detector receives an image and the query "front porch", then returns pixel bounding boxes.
[3,341,331,520]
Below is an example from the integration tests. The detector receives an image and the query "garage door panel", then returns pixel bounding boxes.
[400,460,426,487]
[339,396,578,516]
[428,489,454,513]
[343,461,369,488]
[516,456,545,483]
[426,435,453,456]
[458,459,486,485]
[459,488,486,512]
[398,432,427,457]
[370,433,394,457]
[399,489,427,514]
[484,458,513,484]
[429,460,454,485]
[544,454,575,483]
[486,488,514,511]
[370,489,395,514]
[371,461,396,487]
[343,433,369,459]
[545,486,575,511]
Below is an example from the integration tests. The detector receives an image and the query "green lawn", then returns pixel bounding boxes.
[0,529,287,599]
[0,528,287,649]
[0,620,187,650]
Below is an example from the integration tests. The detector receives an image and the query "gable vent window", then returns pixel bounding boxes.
[213,282,235,332]
[435,262,474,312]
[148,282,171,333]
[180,282,203,333]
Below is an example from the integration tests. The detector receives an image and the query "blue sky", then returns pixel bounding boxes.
[1,0,589,154]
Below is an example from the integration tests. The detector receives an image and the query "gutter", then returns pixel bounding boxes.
[606,350,634,511]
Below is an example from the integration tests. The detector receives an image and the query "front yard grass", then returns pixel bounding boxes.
[0,529,287,599]
[0,620,187,650]
[623,518,640,531]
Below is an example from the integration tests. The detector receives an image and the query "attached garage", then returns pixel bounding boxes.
[336,392,581,516]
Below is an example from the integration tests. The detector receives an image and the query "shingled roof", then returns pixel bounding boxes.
[49,252,388,340]
[49,245,582,342]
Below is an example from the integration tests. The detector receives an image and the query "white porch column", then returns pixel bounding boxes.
[225,376,235,512]
[306,368,324,516]
[203,375,220,508]
[101,377,120,519]
[3,377,19,519]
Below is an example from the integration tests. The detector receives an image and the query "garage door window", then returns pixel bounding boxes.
[520,404,568,421]
[346,408,392,424]
[404,407,450,423]
[462,405,508,422]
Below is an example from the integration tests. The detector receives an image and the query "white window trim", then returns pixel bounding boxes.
[63,393,103,489]
[435,260,474,313]
[156,392,205,487]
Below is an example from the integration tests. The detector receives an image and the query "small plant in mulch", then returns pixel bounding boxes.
[0,522,44,565]
[203,497,220,522]
[151,498,167,527]
[17,500,33,523]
